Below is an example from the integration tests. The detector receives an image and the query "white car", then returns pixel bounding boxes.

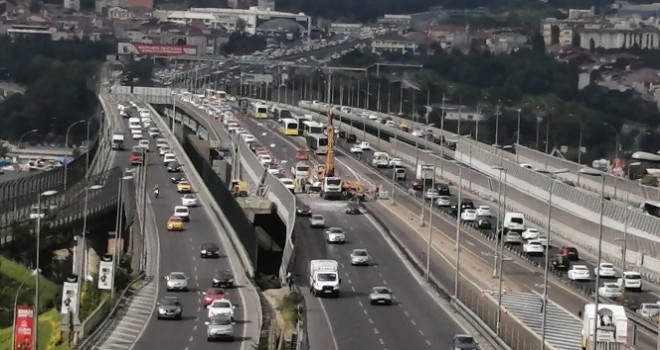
[132,132,144,140]
[350,249,370,265]
[534,234,549,246]
[521,228,540,240]
[424,189,440,200]
[598,283,622,298]
[460,209,477,222]
[475,205,492,217]
[325,227,346,244]
[156,138,168,149]
[207,299,236,320]
[616,271,642,291]
[148,127,160,138]
[181,194,198,207]
[280,178,295,191]
[389,158,403,167]
[309,214,325,228]
[159,146,172,156]
[523,241,544,255]
[350,145,363,154]
[594,262,617,277]
[568,265,591,281]
[242,134,255,143]
[174,205,190,222]
[163,153,177,164]
[138,139,150,152]
[436,196,451,207]
[358,141,371,150]
[258,154,272,165]
[165,272,189,291]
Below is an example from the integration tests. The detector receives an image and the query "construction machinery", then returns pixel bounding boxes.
[311,111,343,199]
[230,180,248,197]
[342,179,365,200]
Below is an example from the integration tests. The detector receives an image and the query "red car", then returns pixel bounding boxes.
[129,151,144,165]
[560,246,579,261]
[202,287,226,307]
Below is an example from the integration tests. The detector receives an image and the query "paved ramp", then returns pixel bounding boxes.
[501,292,582,350]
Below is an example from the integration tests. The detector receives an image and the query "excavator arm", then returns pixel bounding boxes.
[325,110,335,177]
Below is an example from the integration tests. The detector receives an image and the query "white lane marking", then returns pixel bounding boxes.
[351,286,356,292]
[418,330,424,336]
[374,328,379,335]
[466,240,476,246]
[347,279,352,284]
[358,301,363,307]
[404,311,410,317]
[193,325,197,331]
[411,320,416,326]
[189,336,193,342]
[368,318,374,324]
[379,338,385,345]
[197,307,201,312]
[426,340,432,346]
[317,299,340,350]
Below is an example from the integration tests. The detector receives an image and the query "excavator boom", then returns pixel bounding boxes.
[325,111,335,177]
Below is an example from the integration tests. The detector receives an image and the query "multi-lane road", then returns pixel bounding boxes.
[95,100,259,350]
[190,103,497,350]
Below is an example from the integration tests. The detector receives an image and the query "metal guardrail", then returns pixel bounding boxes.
[74,271,147,349]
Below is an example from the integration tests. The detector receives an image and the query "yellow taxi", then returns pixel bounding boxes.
[167,216,184,231]
[176,181,192,193]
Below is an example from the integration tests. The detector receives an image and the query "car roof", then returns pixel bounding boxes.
[169,216,182,220]
[372,286,390,291]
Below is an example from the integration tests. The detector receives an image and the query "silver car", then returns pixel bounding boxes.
[309,214,326,228]
[205,315,234,342]
[369,286,393,305]
[325,227,346,244]
[350,249,370,265]
[436,195,452,207]
[157,296,182,320]
[165,272,189,291]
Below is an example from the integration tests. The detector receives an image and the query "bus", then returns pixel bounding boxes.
[307,134,328,154]
[293,114,313,134]
[302,121,324,137]
[250,102,269,119]
[581,303,628,350]
[272,107,292,120]
[279,118,299,136]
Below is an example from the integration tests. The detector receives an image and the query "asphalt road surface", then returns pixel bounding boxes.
[114,105,257,350]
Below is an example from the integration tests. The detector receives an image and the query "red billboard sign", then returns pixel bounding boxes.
[14,305,34,350]
[117,43,198,56]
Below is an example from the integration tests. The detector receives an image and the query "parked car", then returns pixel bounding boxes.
[567,265,591,281]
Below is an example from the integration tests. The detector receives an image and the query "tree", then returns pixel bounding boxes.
[236,18,247,33]
[125,58,154,82]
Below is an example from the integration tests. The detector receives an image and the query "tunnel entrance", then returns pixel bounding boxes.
[253,212,285,275]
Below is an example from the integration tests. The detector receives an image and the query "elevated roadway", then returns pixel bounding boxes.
[173,98,498,349]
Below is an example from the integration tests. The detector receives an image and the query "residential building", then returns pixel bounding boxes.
[568,8,595,19]
[614,2,660,19]
[371,32,418,54]
[329,23,363,36]
[107,6,133,19]
[377,14,411,26]
[579,26,660,49]
[423,24,468,48]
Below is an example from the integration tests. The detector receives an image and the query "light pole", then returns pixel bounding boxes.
[621,162,640,271]
[494,104,501,147]
[454,163,462,298]
[11,269,39,350]
[492,166,507,336]
[17,129,38,164]
[85,119,95,179]
[579,168,606,350]
[64,120,86,193]
[34,189,58,349]
[515,108,522,163]
[425,160,436,280]
[576,121,584,186]
[491,166,506,277]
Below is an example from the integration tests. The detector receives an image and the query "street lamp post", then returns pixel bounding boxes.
[17,129,38,165]
[515,108,522,163]
[579,168,606,350]
[492,166,507,336]
[425,160,436,280]
[11,269,39,350]
[576,122,584,186]
[64,120,86,193]
[80,184,104,281]
[622,162,641,271]
[112,176,133,300]
[454,164,463,298]
[34,189,58,349]
[494,104,501,147]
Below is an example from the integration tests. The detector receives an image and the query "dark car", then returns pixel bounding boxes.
[560,246,579,261]
[157,296,183,320]
[451,334,478,349]
[476,217,491,230]
[450,199,475,216]
[200,243,221,258]
[551,255,569,271]
[171,175,186,184]
[167,162,182,173]
[212,269,234,288]
[249,142,262,153]
[435,182,450,196]
[345,202,360,215]
[296,203,312,216]
[617,293,640,311]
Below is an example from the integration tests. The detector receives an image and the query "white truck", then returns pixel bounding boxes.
[309,259,340,297]
[416,163,435,180]
[291,162,310,179]
[372,151,390,168]
[112,133,125,151]
[321,177,342,200]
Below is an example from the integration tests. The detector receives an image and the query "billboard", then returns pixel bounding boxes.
[14,305,34,350]
[98,255,113,290]
[61,275,79,315]
[117,43,198,56]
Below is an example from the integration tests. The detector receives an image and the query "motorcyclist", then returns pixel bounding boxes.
[154,185,159,198]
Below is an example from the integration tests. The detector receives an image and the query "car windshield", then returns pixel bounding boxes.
[455,336,475,344]
[574,266,588,271]
[215,270,232,279]
[169,217,182,222]
[210,317,232,325]
[203,243,218,250]
[317,273,336,281]
[161,298,180,306]
[353,250,367,256]
[373,287,390,294]
[327,178,341,186]
[601,264,614,269]
[312,215,324,220]
[171,273,186,280]
[212,301,231,308]
[184,194,196,199]
[626,274,641,280]
[329,228,343,233]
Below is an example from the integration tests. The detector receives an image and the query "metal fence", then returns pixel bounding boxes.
[515,144,659,204]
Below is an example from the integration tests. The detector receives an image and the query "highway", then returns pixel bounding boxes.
[244,104,659,348]
[228,114,494,350]
[106,102,259,350]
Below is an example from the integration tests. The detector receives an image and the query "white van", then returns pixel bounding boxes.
[371,152,390,168]
[504,212,525,231]
[128,117,141,130]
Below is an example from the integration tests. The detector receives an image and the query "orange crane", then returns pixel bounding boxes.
[315,110,336,181]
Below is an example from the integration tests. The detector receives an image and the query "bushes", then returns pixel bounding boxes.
[255,273,281,290]
[278,291,303,331]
